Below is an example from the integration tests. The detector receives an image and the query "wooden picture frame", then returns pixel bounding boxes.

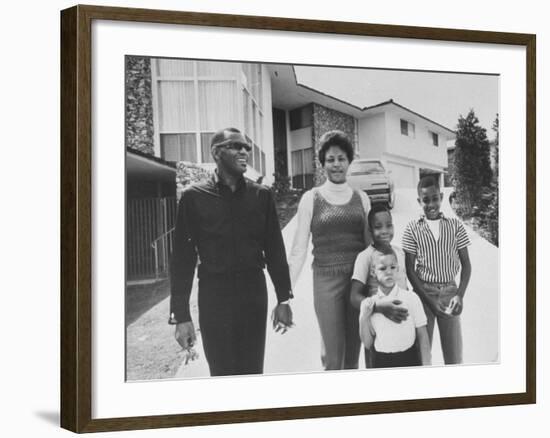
[60,4,536,433]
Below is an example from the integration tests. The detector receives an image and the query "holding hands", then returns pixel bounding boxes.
[271,303,294,334]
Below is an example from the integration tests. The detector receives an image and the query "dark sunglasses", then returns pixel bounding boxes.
[212,139,252,152]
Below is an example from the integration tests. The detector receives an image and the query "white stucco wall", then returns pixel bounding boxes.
[357,112,386,159]
[384,107,450,169]
[355,106,453,188]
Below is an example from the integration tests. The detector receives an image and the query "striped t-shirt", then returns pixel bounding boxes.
[402,213,471,283]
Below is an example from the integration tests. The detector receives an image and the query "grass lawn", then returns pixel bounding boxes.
[126,279,199,381]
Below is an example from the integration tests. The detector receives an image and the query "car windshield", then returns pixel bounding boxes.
[348,162,385,175]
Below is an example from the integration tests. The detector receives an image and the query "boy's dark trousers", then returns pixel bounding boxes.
[373,345,420,368]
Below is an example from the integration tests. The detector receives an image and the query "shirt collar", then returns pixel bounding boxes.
[212,169,220,185]
[375,284,400,299]
[419,211,447,222]
[212,169,246,192]
[323,179,350,193]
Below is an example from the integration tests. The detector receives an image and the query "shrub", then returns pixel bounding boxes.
[175,162,212,199]
[270,172,292,197]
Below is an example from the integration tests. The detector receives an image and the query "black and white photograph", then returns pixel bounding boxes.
[125,58,499,381]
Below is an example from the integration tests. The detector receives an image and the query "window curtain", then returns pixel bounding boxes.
[198,81,237,131]
[302,147,314,174]
[160,134,197,162]
[253,145,260,172]
[200,132,215,163]
[291,150,304,188]
[157,59,194,76]
[158,81,196,131]
[197,61,238,77]
[242,90,251,136]
[261,151,266,175]
[291,148,313,188]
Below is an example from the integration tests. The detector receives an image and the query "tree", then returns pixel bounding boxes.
[453,109,492,211]
[485,113,499,246]
[492,113,499,181]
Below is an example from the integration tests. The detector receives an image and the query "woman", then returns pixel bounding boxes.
[288,130,371,370]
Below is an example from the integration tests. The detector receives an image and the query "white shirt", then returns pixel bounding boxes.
[369,285,427,353]
[351,244,408,295]
[288,181,371,289]
[426,218,441,241]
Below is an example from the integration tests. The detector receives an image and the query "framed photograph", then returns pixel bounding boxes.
[60,4,536,433]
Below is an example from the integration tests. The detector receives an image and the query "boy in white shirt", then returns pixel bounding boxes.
[359,246,432,368]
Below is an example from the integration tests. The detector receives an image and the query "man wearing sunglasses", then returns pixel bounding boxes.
[169,127,294,376]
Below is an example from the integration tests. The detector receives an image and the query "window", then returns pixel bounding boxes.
[291,147,314,189]
[198,81,238,131]
[242,90,251,135]
[430,131,439,146]
[197,61,237,76]
[154,59,241,164]
[240,64,265,173]
[253,144,261,172]
[160,134,197,162]
[261,151,266,175]
[289,105,313,131]
[158,81,197,132]
[153,59,266,168]
[242,64,263,107]
[157,59,194,76]
[400,119,415,138]
[200,132,215,163]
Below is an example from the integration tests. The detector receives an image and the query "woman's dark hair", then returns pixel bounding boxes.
[367,203,392,229]
[318,130,354,166]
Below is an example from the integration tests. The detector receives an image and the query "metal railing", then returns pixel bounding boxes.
[126,197,177,281]
[151,227,175,280]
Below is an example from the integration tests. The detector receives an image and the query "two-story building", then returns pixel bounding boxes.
[126,58,455,281]
[356,99,455,188]
[269,65,455,189]
[127,59,455,190]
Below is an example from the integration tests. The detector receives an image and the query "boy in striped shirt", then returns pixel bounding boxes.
[402,176,471,364]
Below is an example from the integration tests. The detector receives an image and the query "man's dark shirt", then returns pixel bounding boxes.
[170,173,292,323]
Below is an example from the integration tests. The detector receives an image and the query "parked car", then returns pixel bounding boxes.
[347,158,395,208]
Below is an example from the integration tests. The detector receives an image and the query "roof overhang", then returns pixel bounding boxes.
[267,64,365,118]
[267,65,455,138]
[126,149,176,183]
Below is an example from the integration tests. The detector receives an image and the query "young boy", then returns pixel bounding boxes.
[402,175,472,365]
[359,247,431,368]
[351,204,408,303]
[350,204,410,367]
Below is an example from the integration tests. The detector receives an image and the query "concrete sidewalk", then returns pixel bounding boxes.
[175,188,499,378]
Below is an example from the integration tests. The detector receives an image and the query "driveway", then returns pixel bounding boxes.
[176,188,499,378]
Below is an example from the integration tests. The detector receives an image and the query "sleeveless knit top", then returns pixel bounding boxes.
[310,188,366,275]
